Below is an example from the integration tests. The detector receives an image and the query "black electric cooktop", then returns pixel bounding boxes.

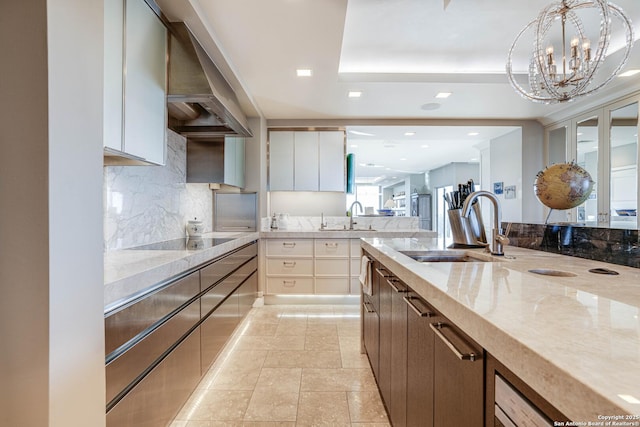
[131,237,233,251]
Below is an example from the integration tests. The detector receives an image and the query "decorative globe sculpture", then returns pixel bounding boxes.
[534,162,595,210]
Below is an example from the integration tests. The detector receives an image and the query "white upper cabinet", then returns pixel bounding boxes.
[104,0,167,165]
[319,131,345,191]
[269,130,345,192]
[224,136,245,188]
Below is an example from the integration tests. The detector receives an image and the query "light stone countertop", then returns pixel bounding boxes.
[260,228,436,239]
[361,237,640,422]
[104,232,259,310]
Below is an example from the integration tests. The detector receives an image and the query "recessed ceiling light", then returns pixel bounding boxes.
[468,132,479,136]
[435,92,452,99]
[350,144,358,148]
[619,69,640,77]
[296,68,312,77]
[348,91,362,98]
[577,132,583,136]
[421,144,429,148]
[470,158,478,161]
[404,132,416,136]
[400,158,407,161]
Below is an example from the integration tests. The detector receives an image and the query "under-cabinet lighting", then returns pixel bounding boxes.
[296,68,313,77]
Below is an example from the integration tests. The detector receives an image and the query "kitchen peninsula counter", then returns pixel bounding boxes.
[361,237,640,422]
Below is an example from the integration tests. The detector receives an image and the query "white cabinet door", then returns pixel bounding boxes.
[294,132,319,191]
[269,131,295,190]
[122,0,167,165]
[104,0,124,151]
[319,131,345,191]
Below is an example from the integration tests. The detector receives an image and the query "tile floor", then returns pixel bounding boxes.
[170,304,390,427]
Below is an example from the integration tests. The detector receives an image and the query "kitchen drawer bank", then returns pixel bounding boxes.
[104,232,259,307]
[105,240,257,426]
[361,237,640,422]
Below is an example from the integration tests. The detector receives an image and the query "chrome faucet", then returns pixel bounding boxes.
[461,191,509,256]
[348,201,363,230]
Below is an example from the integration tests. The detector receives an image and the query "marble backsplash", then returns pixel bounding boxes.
[506,222,640,268]
[261,215,419,231]
[104,130,213,251]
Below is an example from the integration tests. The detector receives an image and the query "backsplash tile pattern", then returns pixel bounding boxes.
[506,222,640,268]
[104,130,213,251]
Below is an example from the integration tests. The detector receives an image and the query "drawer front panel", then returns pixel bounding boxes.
[201,294,239,372]
[315,277,350,294]
[315,239,349,257]
[201,243,257,290]
[315,258,349,276]
[106,298,200,404]
[266,258,313,275]
[105,271,200,356]
[266,239,313,256]
[201,257,257,317]
[266,277,314,294]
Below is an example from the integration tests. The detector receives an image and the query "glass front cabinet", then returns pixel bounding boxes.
[544,94,639,230]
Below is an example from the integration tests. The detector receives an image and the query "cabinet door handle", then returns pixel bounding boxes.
[430,322,479,362]
[403,295,433,317]
[362,301,375,313]
[282,242,296,248]
[282,261,296,267]
[387,278,407,293]
[375,267,391,278]
[282,280,296,287]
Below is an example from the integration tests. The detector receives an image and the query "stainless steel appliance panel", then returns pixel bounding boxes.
[200,243,257,291]
[201,257,257,317]
[214,192,257,231]
[200,293,239,372]
[105,271,200,356]
[106,298,200,404]
[106,328,201,427]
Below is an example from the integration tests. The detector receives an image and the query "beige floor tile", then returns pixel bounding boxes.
[305,334,340,351]
[350,423,391,427]
[341,350,371,369]
[241,322,279,336]
[254,367,302,393]
[338,336,361,353]
[263,350,342,368]
[176,390,253,421]
[243,389,299,422]
[241,423,296,427]
[347,391,389,423]
[306,323,338,335]
[275,319,307,336]
[300,368,377,392]
[199,350,267,390]
[337,322,361,337]
[235,335,305,351]
[297,391,351,426]
[184,422,243,427]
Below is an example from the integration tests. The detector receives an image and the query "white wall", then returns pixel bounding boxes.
[0,1,106,426]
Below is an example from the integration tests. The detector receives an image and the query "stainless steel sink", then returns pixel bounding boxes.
[400,250,488,262]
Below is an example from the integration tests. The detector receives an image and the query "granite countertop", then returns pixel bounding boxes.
[361,237,640,422]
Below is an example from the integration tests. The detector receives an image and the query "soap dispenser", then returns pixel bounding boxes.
[270,213,279,230]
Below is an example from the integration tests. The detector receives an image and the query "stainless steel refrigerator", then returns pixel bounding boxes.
[411,193,432,230]
[214,192,257,232]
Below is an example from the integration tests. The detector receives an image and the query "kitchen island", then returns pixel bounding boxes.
[361,237,640,423]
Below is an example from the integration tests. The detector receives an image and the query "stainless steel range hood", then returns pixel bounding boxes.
[167,22,252,137]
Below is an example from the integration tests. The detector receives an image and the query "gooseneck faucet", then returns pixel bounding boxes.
[348,201,363,230]
[461,191,509,256]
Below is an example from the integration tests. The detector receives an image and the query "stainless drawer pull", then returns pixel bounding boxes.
[282,261,297,267]
[375,267,391,278]
[430,322,479,362]
[403,296,433,317]
[325,242,339,248]
[362,301,375,313]
[282,280,296,287]
[387,278,407,293]
[282,242,296,248]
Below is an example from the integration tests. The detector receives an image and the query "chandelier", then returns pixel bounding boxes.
[506,0,635,104]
